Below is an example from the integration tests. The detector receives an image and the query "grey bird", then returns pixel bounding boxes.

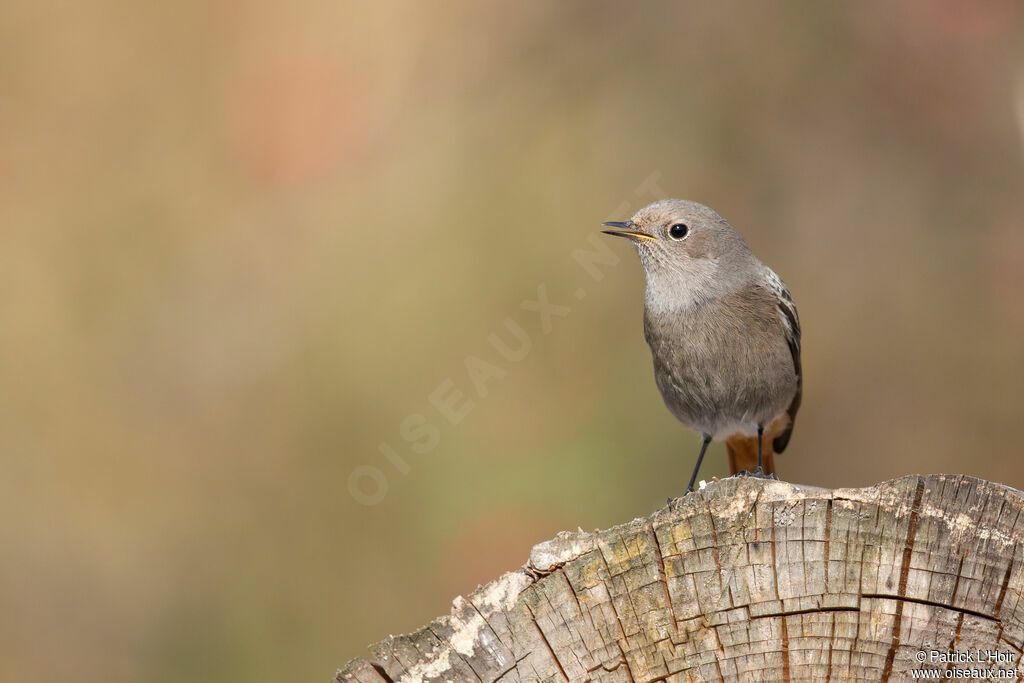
[602,199,802,492]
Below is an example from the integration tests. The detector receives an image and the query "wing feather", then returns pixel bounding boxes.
[763,268,802,453]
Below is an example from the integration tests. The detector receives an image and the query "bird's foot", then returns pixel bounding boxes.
[733,469,778,481]
[667,487,697,506]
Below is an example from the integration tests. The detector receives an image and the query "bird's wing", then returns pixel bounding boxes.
[762,267,802,453]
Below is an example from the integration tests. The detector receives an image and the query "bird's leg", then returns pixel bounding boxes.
[686,434,713,494]
[755,424,764,475]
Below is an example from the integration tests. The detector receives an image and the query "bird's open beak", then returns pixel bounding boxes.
[601,221,655,241]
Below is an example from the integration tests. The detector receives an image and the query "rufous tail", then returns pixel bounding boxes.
[726,435,776,475]
[725,416,789,475]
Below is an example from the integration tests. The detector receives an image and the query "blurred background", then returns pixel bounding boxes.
[3,1,1024,681]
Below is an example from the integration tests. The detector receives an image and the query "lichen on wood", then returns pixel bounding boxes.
[337,475,1024,682]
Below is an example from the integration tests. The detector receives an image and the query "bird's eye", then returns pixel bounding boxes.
[668,223,689,240]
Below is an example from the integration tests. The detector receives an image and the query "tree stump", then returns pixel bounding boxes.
[337,475,1024,682]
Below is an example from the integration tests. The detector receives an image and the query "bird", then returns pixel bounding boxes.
[602,199,801,493]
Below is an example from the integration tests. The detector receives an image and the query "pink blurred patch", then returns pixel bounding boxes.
[864,0,1019,135]
[904,0,1019,41]
[228,55,353,187]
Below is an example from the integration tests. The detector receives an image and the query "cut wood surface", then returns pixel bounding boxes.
[337,475,1024,682]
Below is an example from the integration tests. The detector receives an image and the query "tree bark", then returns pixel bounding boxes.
[337,475,1024,682]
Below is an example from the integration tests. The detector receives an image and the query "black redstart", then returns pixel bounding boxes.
[603,199,802,492]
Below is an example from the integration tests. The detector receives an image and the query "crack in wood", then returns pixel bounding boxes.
[585,656,626,674]
[780,611,792,683]
[644,667,694,682]
[940,556,967,678]
[428,625,484,683]
[862,593,1002,624]
[493,654,531,682]
[999,636,1023,655]
[771,507,781,606]
[825,608,835,683]
[824,498,833,590]
[646,520,679,632]
[555,568,586,626]
[881,475,925,682]
[951,555,964,605]
[596,552,632,650]
[943,612,964,678]
[607,536,647,637]
[525,603,569,681]
[713,655,725,683]
[707,500,723,583]
[370,663,393,682]
[995,547,1015,618]
[711,619,728,668]
[616,640,636,683]
[752,606,860,620]
[465,597,519,666]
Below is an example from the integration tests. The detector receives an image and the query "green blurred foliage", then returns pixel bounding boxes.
[2,1,1024,681]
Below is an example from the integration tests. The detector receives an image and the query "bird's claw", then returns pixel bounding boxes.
[732,469,778,481]
[667,487,698,506]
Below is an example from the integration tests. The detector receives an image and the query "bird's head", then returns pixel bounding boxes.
[602,199,757,307]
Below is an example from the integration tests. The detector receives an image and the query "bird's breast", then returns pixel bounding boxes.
[642,287,796,433]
